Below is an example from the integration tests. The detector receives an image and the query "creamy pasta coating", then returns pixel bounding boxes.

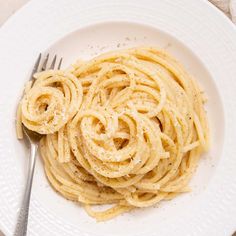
[17,47,209,221]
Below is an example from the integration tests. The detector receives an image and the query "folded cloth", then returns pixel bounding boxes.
[209,0,236,23]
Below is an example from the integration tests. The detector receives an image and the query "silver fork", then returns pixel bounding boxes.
[14,54,63,236]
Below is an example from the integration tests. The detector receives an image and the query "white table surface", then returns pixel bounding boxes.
[0,0,235,236]
[0,0,29,26]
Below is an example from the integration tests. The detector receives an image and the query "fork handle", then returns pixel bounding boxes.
[14,144,38,236]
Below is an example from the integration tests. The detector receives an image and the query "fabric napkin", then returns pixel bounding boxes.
[210,0,236,23]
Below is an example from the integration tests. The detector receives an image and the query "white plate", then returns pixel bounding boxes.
[0,1,236,236]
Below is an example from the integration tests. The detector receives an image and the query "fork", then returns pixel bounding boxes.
[14,54,63,236]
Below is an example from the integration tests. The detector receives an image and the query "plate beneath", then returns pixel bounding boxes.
[0,1,236,236]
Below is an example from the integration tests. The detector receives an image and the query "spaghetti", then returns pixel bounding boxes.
[17,47,209,221]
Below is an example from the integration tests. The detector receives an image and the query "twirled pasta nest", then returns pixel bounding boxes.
[17,47,209,221]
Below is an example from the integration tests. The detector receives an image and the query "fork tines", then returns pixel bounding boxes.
[30,53,63,85]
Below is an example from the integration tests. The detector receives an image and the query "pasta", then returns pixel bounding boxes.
[17,47,209,221]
